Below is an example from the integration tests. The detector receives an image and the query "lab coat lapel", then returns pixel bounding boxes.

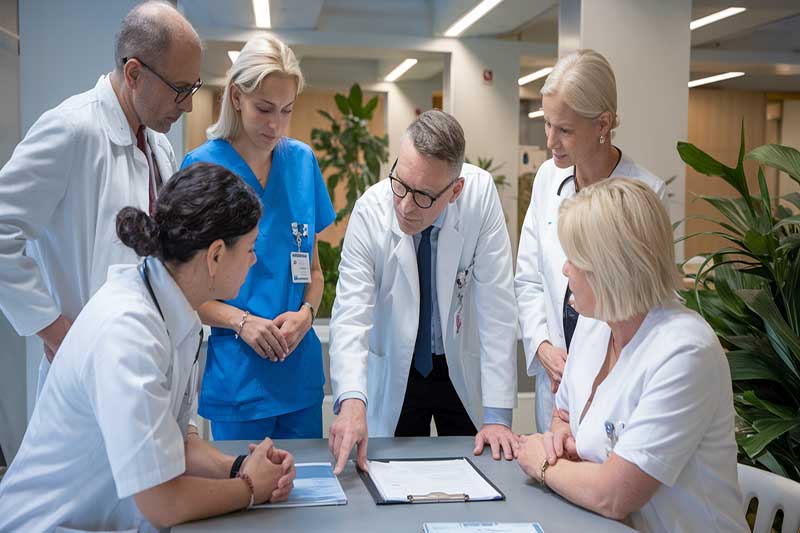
[390,209,420,303]
[436,203,464,339]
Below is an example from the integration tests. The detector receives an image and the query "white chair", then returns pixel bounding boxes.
[738,463,800,533]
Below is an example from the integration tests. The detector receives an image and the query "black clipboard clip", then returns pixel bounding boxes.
[408,491,469,504]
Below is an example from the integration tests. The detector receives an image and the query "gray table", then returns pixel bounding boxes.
[174,437,634,532]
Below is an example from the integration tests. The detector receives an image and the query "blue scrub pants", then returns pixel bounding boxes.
[211,403,323,440]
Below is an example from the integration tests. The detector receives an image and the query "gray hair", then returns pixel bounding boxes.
[114,1,199,71]
[403,110,465,178]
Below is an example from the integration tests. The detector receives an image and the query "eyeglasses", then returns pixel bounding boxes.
[123,57,203,104]
[388,158,460,209]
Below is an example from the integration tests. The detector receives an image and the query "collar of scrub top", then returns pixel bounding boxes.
[138,257,203,363]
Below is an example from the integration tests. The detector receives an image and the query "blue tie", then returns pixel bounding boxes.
[413,226,433,377]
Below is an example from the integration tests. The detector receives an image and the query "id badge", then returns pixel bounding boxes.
[290,251,311,283]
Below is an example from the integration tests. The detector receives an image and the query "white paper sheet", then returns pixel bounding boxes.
[366,459,501,502]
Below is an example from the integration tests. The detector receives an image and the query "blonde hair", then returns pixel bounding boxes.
[207,35,304,140]
[541,49,620,130]
[557,178,679,322]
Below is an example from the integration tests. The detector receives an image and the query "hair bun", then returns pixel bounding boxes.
[116,206,160,257]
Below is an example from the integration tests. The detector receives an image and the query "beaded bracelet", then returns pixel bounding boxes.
[238,472,256,510]
[234,311,250,340]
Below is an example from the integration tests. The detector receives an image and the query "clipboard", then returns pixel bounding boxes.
[357,456,506,505]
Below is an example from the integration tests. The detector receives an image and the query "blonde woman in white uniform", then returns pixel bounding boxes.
[515,179,748,533]
[515,49,666,432]
[0,164,296,532]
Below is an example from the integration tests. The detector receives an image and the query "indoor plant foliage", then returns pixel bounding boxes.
[311,83,389,222]
[677,126,800,482]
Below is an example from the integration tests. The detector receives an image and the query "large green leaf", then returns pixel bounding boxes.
[678,141,730,178]
[737,288,800,378]
[727,351,782,382]
[747,144,800,185]
[740,418,800,457]
[741,390,797,419]
[334,94,350,115]
[363,96,379,119]
[348,84,364,116]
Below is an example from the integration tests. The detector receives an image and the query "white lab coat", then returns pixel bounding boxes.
[556,302,749,533]
[0,258,202,533]
[515,154,666,432]
[330,164,518,436]
[0,74,177,394]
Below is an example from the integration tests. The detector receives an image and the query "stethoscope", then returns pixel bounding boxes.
[138,257,203,401]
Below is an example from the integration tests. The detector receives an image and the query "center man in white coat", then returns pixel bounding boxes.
[328,110,518,474]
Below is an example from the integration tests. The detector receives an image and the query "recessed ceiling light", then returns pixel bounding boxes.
[385,59,418,82]
[252,0,271,29]
[519,67,554,86]
[444,0,504,37]
[688,71,745,88]
[690,7,746,31]
[528,110,544,119]
[228,51,240,63]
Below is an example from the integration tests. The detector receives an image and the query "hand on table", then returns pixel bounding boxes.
[473,423,517,461]
[329,399,369,475]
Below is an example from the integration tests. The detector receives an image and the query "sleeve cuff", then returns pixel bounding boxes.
[483,407,513,428]
[334,391,367,415]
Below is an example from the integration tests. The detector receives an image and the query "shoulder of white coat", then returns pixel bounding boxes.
[459,162,501,211]
[617,154,666,197]
[353,178,393,227]
[532,158,572,197]
[640,302,724,372]
[32,85,101,140]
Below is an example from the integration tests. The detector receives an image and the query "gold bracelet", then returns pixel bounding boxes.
[540,459,550,490]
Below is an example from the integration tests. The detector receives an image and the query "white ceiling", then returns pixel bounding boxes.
[181,0,800,93]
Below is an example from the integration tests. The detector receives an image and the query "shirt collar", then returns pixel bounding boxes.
[96,74,138,147]
[142,257,202,347]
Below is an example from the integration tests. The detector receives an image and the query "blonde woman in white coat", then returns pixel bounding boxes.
[515,50,666,432]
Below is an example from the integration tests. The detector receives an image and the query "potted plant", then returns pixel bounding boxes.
[677,126,800,482]
[311,84,389,317]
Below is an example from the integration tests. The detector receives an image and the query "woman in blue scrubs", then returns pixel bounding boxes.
[182,35,335,439]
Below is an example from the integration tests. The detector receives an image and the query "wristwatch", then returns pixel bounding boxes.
[229,454,247,478]
[301,301,316,325]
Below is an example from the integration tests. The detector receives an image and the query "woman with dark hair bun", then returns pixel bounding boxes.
[0,162,297,532]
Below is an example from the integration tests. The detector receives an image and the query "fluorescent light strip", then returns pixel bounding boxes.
[688,71,745,88]
[228,51,240,63]
[519,67,553,86]
[444,0,504,37]
[690,7,746,30]
[385,59,418,82]
[528,110,544,119]
[252,0,271,28]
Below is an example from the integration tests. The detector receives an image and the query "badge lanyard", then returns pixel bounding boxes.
[290,222,312,284]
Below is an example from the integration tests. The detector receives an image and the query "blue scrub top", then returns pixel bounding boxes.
[181,138,336,421]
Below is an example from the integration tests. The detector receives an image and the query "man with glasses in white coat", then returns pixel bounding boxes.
[0,1,202,400]
[328,110,518,474]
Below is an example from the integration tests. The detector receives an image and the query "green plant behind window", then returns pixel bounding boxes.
[311,84,389,223]
[677,124,800,482]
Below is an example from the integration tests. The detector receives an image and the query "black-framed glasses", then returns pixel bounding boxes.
[388,158,459,209]
[123,57,203,104]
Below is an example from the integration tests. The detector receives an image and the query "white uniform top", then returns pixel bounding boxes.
[0,258,202,533]
[515,154,666,431]
[557,302,749,533]
[0,74,177,389]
